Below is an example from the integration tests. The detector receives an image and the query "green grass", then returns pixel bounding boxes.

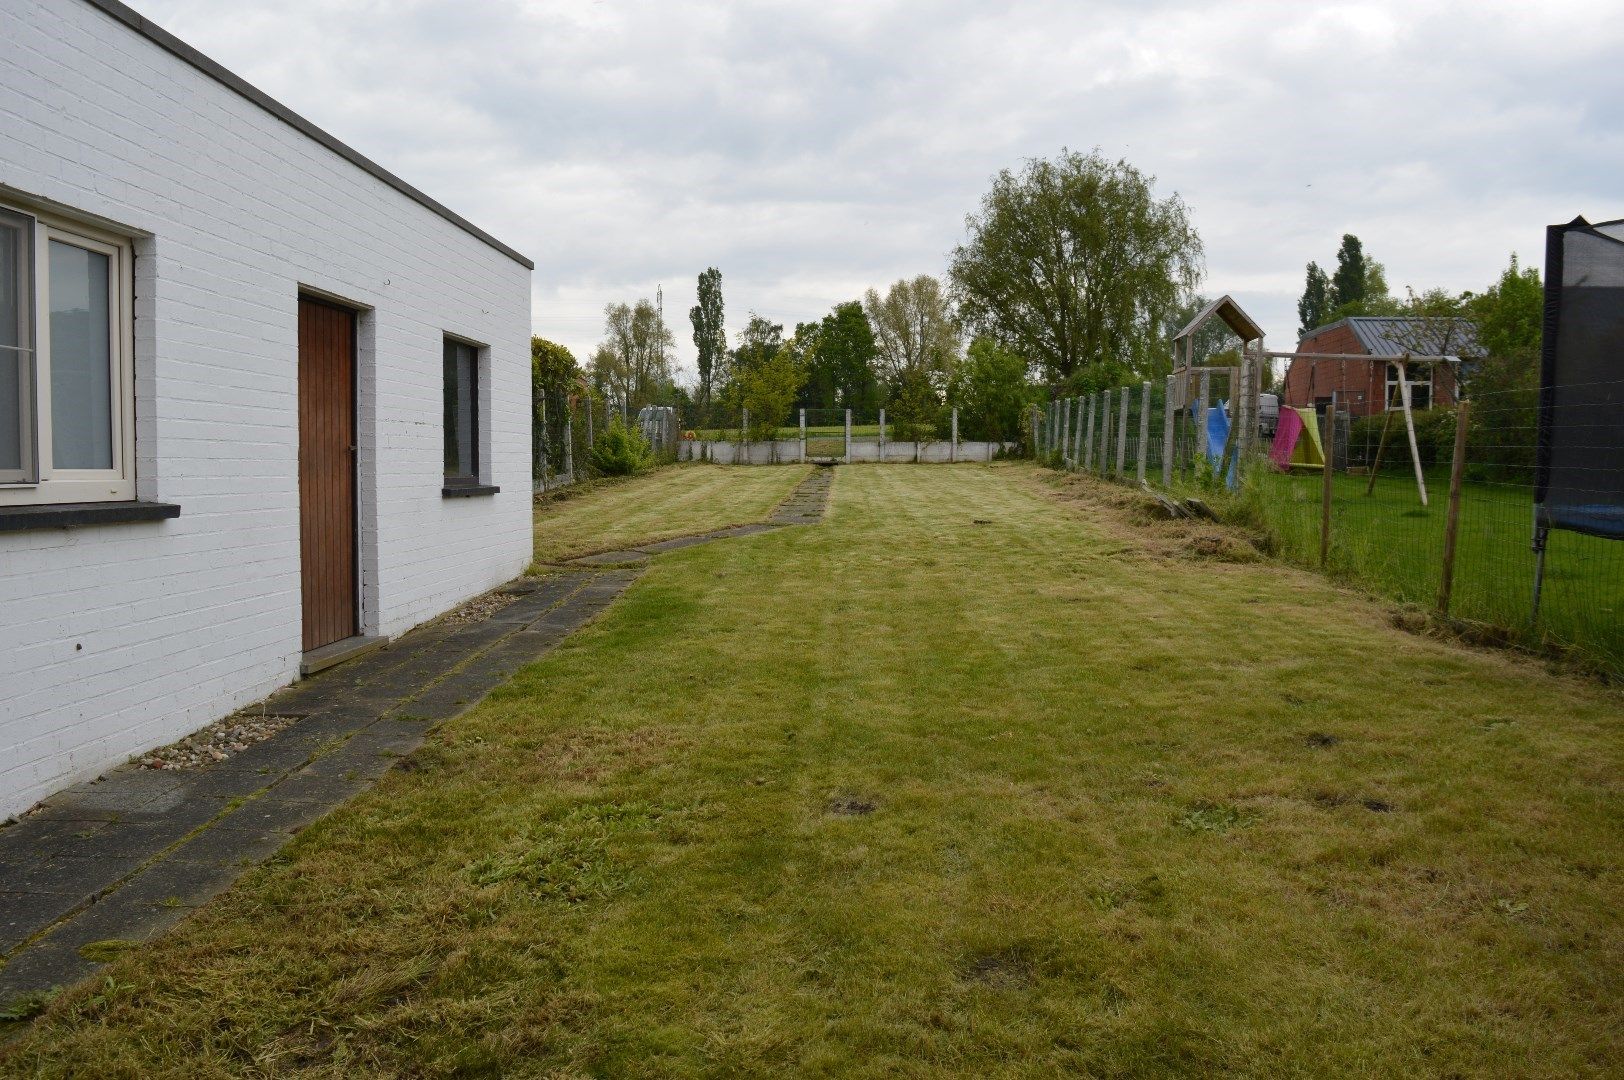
[5,464,1620,1076]
[1244,468,1624,671]
[530,462,810,566]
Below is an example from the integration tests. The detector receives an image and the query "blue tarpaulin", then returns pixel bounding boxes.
[1205,404,1237,488]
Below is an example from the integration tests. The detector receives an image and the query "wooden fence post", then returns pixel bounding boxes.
[563,415,573,480]
[1319,406,1335,566]
[1437,401,1471,614]
[879,408,886,461]
[844,408,852,463]
[799,408,807,463]
[951,407,960,462]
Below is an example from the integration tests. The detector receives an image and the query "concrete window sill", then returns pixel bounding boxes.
[442,484,500,498]
[0,501,181,533]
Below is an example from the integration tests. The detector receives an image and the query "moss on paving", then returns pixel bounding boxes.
[531,462,811,567]
[5,464,1621,1077]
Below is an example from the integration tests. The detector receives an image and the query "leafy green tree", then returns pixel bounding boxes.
[1298,262,1331,335]
[591,299,674,410]
[947,337,1036,441]
[798,301,880,411]
[887,365,942,442]
[1314,235,1401,322]
[1471,253,1542,363]
[689,267,725,410]
[1330,234,1367,310]
[949,148,1202,383]
[863,275,959,390]
[531,336,585,477]
[736,338,805,441]
[1462,255,1543,476]
[531,336,581,403]
[731,313,783,374]
[591,298,672,409]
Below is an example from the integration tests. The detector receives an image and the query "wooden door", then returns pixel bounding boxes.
[297,296,358,652]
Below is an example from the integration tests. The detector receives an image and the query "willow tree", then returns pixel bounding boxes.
[949,149,1202,384]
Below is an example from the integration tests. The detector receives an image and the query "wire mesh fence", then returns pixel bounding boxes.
[1035,369,1624,675]
[532,391,680,493]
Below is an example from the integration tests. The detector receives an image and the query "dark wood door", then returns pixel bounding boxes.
[298,296,358,652]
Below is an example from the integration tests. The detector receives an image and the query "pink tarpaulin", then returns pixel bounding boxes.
[1269,406,1304,471]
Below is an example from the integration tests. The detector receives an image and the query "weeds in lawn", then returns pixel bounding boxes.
[1174,802,1252,833]
[465,834,631,902]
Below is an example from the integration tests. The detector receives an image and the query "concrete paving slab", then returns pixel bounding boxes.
[569,550,651,567]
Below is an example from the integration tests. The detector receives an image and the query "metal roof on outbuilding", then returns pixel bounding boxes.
[1302,317,1481,358]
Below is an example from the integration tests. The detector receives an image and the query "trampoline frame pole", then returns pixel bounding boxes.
[1530,516,1549,627]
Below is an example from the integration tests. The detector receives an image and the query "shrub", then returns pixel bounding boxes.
[1348,406,1458,471]
[588,418,653,476]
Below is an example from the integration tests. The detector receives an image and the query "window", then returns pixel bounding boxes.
[0,201,134,505]
[443,337,480,485]
[1386,363,1432,412]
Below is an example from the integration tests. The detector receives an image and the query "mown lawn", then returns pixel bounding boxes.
[1248,468,1624,671]
[531,462,810,566]
[4,464,1620,1077]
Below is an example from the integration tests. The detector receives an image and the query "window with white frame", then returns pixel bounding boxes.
[1,202,135,505]
[1385,363,1432,412]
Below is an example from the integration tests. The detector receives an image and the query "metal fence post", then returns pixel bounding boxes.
[1137,381,1151,483]
[1437,401,1471,614]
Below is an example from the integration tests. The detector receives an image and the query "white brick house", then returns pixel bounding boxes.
[0,0,535,818]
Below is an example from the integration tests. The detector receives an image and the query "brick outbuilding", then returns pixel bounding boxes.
[1281,317,1479,417]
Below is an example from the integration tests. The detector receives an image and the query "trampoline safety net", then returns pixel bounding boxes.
[1537,216,1624,539]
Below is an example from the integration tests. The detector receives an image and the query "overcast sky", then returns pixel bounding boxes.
[140,0,1622,380]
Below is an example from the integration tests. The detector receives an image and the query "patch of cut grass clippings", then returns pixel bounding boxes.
[5,463,1621,1078]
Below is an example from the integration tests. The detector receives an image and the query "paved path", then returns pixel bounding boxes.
[0,467,831,1013]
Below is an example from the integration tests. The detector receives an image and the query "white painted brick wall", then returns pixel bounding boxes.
[0,0,534,817]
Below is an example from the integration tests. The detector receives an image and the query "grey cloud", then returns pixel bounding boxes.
[139,0,1624,370]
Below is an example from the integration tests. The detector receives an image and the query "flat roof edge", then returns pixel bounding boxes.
[78,0,535,271]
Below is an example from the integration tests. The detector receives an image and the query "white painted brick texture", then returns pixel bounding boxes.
[0,0,534,817]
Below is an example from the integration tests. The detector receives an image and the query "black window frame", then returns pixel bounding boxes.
[442,336,480,487]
